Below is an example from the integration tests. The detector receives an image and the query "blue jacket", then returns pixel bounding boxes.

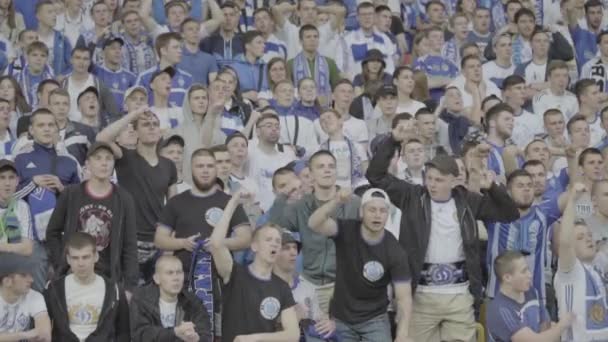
[152,0,203,25]
[228,55,267,93]
[51,30,73,76]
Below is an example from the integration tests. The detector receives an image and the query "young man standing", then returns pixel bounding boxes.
[136,32,193,108]
[44,232,130,341]
[487,250,573,340]
[208,191,300,342]
[484,103,517,179]
[179,18,219,86]
[0,253,51,342]
[574,78,605,146]
[94,36,137,111]
[308,188,413,341]
[129,255,211,342]
[533,60,579,121]
[556,183,608,341]
[148,67,184,131]
[413,27,459,101]
[502,75,544,148]
[35,0,72,75]
[96,107,177,284]
[159,135,191,194]
[14,42,54,108]
[46,142,138,291]
[14,109,81,291]
[367,122,519,342]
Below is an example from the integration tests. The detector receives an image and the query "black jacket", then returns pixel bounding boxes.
[46,183,139,290]
[129,284,212,342]
[44,275,130,342]
[366,135,519,311]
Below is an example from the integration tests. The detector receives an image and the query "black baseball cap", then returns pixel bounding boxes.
[0,159,16,174]
[86,141,116,159]
[77,86,99,104]
[281,229,302,252]
[363,49,386,68]
[425,154,459,177]
[376,85,397,100]
[0,253,37,278]
[102,36,124,49]
[160,134,185,149]
[150,66,176,83]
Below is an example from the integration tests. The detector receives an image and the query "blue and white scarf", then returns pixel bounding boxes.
[442,38,460,68]
[15,64,54,108]
[293,53,331,108]
[120,33,156,75]
[512,35,532,65]
[320,137,364,187]
[189,240,215,333]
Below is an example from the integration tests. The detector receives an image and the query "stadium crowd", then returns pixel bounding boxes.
[1,0,608,341]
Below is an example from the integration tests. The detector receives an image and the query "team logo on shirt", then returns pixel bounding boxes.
[363,261,384,282]
[429,263,457,285]
[178,77,185,87]
[259,297,281,320]
[205,207,224,226]
[591,302,605,323]
[112,81,119,89]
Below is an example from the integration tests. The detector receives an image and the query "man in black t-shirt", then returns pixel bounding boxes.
[97,106,178,284]
[154,148,251,274]
[208,190,300,342]
[309,187,414,342]
[46,142,139,292]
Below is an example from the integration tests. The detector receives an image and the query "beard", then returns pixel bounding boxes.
[193,176,216,192]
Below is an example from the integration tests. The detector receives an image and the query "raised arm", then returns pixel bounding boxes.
[366,123,418,206]
[308,188,352,237]
[201,0,225,36]
[96,106,149,158]
[318,3,347,32]
[207,192,248,283]
[139,0,160,32]
[271,2,296,29]
[557,183,585,273]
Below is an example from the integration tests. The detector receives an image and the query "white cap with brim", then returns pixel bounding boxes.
[360,188,391,208]
[124,86,148,101]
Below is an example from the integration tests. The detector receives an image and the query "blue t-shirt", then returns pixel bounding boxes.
[179,48,219,86]
[413,54,459,101]
[571,24,598,70]
[487,289,549,341]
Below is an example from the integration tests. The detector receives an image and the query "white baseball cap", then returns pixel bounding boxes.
[360,188,391,208]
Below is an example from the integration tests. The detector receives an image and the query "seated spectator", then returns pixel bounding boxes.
[0,159,32,257]
[129,255,212,342]
[44,232,130,342]
[353,49,392,96]
[0,253,51,342]
[487,250,573,341]
[46,142,138,290]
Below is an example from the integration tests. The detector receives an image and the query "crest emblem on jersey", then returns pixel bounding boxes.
[363,261,384,282]
[259,297,280,320]
[178,77,185,87]
[429,263,457,285]
[205,207,224,226]
[113,81,119,89]
[590,302,605,323]
[122,76,127,84]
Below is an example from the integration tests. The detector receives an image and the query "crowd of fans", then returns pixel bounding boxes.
[1,0,608,341]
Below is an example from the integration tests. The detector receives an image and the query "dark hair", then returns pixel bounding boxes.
[597,30,608,44]
[243,30,263,46]
[180,17,200,32]
[494,250,526,282]
[485,103,514,132]
[425,0,445,11]
[543,108,563,120]
[309,149,336,166]
[579,147,603,166]
[35,0,54,14]
[65,232,97,255]
[375,4,391,13]
[29,108,54,125]
[514,7,535,22]
[25,41,49,56]
[155,32,182,57]
[334,78,354,90]
[357,2,375,12]
[414,108,433,119]
[601,106,608,123]
[547,60,569,76]
[506,169,532,187]
[505,0,522,9]
[191,148,215,162]
[0,76,31,113]
[299,24,319,40]
[522,159,546,170]
[272,166,295,188]
[585,0,603,12]
[459,42,479,57]
[265,57,291,91]
[391,112,414,128]
[225,132,248,146]
[481,94,502,109]
[71,46,91,57]
[210,144,229,154]
[320,108,342,119]
[460,54,481,69]
[566,114,588,135]
[48,88,70,102]
[120,10,139,23]
[574,78,598,100]
[256,113,280,127]
[502,75,526,90]
[392,66,414,80]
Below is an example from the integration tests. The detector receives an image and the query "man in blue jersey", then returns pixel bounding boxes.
[556,182,608,341]
[118,11,156,76]
[486,169,562,307]
[94,36,137,111]
[136,32,193,108]
[413,26,459,101]
[485,103,517,180]
[487,250,574,341]
[14,109,80,291]
[179,18,219,86]
[566,0,604,68]
[35,1,72,76]
[467,7,492,56]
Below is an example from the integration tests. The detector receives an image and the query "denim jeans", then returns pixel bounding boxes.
[31,241,48,292]
[335,313,392,342]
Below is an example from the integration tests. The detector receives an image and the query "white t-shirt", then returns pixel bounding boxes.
[512,109,545,148]
[554,260,608,341]
[246,142,296,211]
[149,106,184,132]
[65,274,105,340]
[482,61,516,88]
[522,61,547,85]
[396,100,426,115]
[419,198,468,294]
[67,75,96,122]
[449,75,502,109]
[55,12,94,49]
[0,289,46,333]
[159,298,178,328]
[327,139,368,188]
[532,89,579,119]
[38,32,55,72]
[589,115,605,147]
[314,115,370,149]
